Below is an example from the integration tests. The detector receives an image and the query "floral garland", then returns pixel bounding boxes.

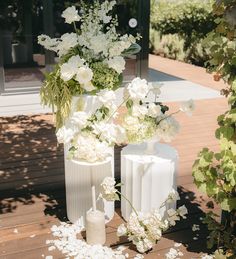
[38,1,141,129]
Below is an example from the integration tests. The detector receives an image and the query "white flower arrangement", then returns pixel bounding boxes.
[56,77,195,163]
[38,0,141,129]
[100,177,188,254]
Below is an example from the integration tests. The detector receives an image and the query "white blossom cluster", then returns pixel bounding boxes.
[56,77,194,163]
[38,1,140,94]
[46,219,129,259]
[102,180,188,254]
[117,203,188,254]
[122,78,194,144]
[100,177,118,201]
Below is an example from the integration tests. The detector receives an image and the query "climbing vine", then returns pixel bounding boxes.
[192,0,236,258]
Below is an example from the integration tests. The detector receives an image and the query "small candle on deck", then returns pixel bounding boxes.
[86,185,106,245]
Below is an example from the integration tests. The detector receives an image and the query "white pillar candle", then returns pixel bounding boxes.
[86,186,106,245]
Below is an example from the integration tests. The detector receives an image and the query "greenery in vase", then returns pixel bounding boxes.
[192,0,236,257]
[38,0,141,129]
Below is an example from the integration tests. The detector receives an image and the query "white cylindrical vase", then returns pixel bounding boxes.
[121,142,178,221]
[65,156,114,225]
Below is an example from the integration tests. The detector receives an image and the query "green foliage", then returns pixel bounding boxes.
[90,62,122,91]
[192,0,236,256]
[150,30,185,61]
[150,0,216,66]
[202,212,236,258]
[151,0,215,48]
[40,66,84,129]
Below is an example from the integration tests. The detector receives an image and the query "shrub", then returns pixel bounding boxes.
[150,0,216,66]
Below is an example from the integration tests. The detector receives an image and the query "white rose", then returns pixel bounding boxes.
[148,103,162,117]
[81,81,96,92]
[117,224,127,237]
[60,63,75,81]
[75,67,93,84]
[107,56,126,74]
[62,6,81,24]
[180,99,195,116]
[71,111,88,128]
[127,77,150,101]
[60,55,85,81]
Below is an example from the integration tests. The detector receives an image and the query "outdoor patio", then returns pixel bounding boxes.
[0,55,228,258]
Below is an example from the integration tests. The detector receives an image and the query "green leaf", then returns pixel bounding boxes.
[193,170,206,182]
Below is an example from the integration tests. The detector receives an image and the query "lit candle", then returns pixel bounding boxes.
[86,185,106,245]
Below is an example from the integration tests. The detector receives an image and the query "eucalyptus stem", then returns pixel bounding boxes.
[117,190,138,216]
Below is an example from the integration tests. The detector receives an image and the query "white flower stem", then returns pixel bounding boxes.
[106,96,130,123]
[117,190,138,216]
[157,110,180,125]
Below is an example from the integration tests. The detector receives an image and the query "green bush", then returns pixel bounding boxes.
[150,0,216,66]
[150,29,185,61]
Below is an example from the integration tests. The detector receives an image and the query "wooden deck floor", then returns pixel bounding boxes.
[0,57,229,259]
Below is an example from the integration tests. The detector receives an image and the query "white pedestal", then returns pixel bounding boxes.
[65,155,115,225]
[121,142,178,221]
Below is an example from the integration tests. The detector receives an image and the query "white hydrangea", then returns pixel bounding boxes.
[73,134,111,163]
[70,111,89,128]
[156,116,180,142]
[98,90,116,109]
[180,99,195,116]
[56,126,75,144]
[100,177,117,201]
[107,56,126,74]
[132,105,148,118]
[127,78,150,101]
[75,66,93,84]
[62,6,81,24]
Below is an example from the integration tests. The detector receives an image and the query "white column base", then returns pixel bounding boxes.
[64,153,115,225]
[121,142,178,221]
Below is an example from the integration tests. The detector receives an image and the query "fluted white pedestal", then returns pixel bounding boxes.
[65,155,115,225]
[121,142,178,221]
